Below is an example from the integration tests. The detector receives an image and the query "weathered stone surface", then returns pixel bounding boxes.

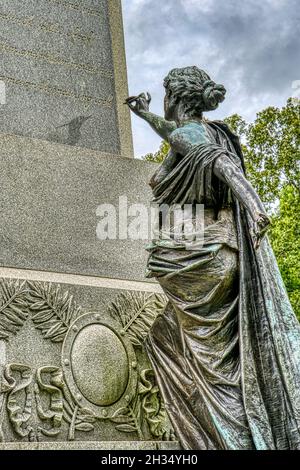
[0,133,157,282]
[71,324,129,406]
[0,441,181,450]
[0,278,171,444]
[0,0,173,453]
[0,0,133,156]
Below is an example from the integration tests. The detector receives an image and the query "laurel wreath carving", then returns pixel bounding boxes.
[0,279,82,343]
[0,280,175,441]
[0,280,166,347]
[108,292,174,439]
[27,281,82,343]
[109,292,167,347]
[0,279,29,341]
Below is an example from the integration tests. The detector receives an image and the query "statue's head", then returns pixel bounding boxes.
[163,66,226,121]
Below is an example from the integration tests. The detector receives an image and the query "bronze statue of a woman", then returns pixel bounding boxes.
[126,66,300,450]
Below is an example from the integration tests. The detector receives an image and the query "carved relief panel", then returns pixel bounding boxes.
[0,280,175,443]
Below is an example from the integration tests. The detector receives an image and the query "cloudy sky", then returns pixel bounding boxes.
[121,0,300,157]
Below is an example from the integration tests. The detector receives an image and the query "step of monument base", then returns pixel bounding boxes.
[0,441,181,451]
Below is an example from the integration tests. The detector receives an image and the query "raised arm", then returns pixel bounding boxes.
[125,93,176,141]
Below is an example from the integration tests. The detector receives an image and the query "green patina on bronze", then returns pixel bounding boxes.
[126,66,300,450]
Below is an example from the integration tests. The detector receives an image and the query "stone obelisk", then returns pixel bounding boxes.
[0,0,133,156]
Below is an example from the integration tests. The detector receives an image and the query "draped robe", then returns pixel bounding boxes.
[144,121,300,450]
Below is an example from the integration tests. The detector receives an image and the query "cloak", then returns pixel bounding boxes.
[144,121,300,450]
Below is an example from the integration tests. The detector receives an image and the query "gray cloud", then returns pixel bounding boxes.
[122,0,300,156]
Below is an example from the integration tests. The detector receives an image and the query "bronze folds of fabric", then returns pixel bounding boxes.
[144,122,300,450]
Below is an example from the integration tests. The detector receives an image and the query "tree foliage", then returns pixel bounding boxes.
[142,99,300,318]
[143,140,170,163]
[269,185,300,317]
[224,98,300,207]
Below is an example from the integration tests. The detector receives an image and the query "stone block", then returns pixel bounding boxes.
[0,0,133,156]
[0,133,157,282]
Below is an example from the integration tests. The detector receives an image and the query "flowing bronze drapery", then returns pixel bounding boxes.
[144,122,300,450]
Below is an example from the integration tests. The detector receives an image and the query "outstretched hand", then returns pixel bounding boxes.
[124,92,151,116]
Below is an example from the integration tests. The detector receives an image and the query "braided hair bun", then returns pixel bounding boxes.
[202,80,226,111]
[164,66,226,114]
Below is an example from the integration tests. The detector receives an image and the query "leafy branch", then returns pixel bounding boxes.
[27,281,82,343]
[110,404,143,439]
[0,279,28,341]
[109,292,167,347]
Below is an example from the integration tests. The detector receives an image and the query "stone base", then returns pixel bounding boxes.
[0,133,171,448]
[0,279,171,444]
[0,132,155,281]
[0,441,180,451]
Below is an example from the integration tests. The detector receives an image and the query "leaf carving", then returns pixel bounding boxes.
[0,279,28,340]
[27,281,82,343]
[115,424,137,433]
[111,407,134,424]
[75,422,94,432]
[109,292,167,347]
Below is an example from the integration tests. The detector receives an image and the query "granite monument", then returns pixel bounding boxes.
[0,0,177,450]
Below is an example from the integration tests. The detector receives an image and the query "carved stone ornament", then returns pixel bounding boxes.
[0,279,175,443]
[62,313,138,418]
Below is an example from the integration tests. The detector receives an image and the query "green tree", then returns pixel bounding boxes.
[142,99,300,318]
[224,98,300,207]
[269,185,300,317]
[143,140,170,163]
[225,100,300,318]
